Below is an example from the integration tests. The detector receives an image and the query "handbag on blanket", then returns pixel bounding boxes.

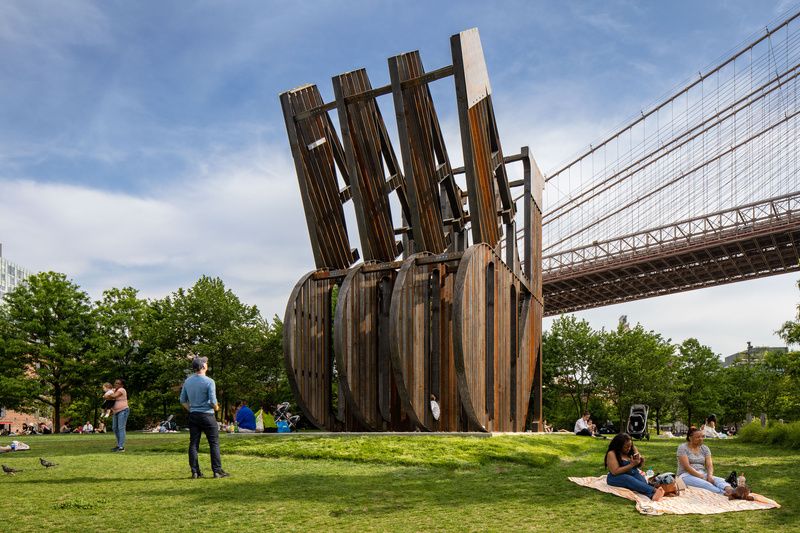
[648,472,686,496]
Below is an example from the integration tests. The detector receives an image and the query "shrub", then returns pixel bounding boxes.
[738,420,800,448]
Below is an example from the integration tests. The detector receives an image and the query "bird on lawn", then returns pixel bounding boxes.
[40,458,58,468]
[2,464,22,475]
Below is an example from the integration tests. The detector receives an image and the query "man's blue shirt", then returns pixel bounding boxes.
[179,374,218,414]
[235,405,256,430]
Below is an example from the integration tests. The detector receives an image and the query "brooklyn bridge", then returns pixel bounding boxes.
[540,11,800,315]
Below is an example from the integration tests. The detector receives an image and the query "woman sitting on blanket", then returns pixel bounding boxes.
[676,426,733,495]
[605,433,665,501]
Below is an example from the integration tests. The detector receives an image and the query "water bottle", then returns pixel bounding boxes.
[646,469,654,479]
[737,472,746,487]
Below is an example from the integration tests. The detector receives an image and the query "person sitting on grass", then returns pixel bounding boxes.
[234,400,256,433]
[677,426,734,495]
[605,433,665,501]
[701,414,728,439]
[574,412,600,436]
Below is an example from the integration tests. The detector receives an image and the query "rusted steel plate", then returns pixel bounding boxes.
[280,85,355,270]
[389,51,461,254]
[389,253,463,431]
[333,69,403,262]
[284,270,365,431]
[453,244,539,432]
[333,263,399,430]
[451,28,515,247]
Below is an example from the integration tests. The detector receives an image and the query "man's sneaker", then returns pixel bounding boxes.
[113,447,125,453]
[213,470,230,478]
[725,471,738,488]
[111,447,120,452]
[191,472,203,479]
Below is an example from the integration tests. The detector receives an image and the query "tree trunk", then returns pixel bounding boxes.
[655,407,661,435]
[54,384,62,432]
[687,407,693,429]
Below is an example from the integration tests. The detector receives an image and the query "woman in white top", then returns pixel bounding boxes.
[700,414,727,438]
[676,426,733,495]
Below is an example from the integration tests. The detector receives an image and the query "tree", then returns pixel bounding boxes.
[541,315,602,422]
[262,316,291,408]
[718,363,761,428]
[676,338,721,426]
[0,272,96,430]
[92,287,161,424]
[778,278,800,345]
[153,276,273,418]
[596,322,675,430]
[0,304,35,410]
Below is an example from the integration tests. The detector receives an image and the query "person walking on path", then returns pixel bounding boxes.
[108,379,129,452]
[180,356,229,479]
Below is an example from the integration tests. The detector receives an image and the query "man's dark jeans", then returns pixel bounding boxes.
[188,411,222,474]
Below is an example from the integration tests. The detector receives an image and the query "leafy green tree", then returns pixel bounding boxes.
[0,272,96,430]
[596,322,675,430]
[778,278,800,345]
[676,338,721,426]
[90,287,170,425]
[153,276,273,418]
[541,315,602,423]
[759,350,800,421]
[0,304,35,410]
[262,316,291,408]
[718,363,761,428]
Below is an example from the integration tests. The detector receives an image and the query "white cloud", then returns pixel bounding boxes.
[0,140,314,318]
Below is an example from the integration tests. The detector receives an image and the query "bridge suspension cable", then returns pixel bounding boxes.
[540,9,800,258]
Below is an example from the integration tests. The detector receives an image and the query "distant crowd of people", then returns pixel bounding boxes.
[0,422,52,436]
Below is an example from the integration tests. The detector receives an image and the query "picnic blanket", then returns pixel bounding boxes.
[568,475,780,516]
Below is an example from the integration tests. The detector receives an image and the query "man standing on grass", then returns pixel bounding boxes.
[180,356,229,479]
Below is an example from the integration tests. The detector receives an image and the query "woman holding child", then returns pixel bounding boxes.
[676,426,733,495]
[604,433,665,501]
[106,378,129,452]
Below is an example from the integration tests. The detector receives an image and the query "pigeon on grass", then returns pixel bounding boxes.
[2,464,22,475]
[40,458,58,468]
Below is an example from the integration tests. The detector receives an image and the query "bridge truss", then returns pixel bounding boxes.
[539,11,800,315]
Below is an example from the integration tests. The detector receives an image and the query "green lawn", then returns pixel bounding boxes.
[0,432,796,532]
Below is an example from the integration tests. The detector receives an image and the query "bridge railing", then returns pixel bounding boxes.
[542,191,800,274]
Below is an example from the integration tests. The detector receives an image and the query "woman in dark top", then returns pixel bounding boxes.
[605,433,664,501]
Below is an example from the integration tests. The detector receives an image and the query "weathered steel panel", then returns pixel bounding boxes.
[389,253,463,431]
[453,244,537,432]
[452,28,515,247]
[280,86,355,270]
[333,263,401,430]
[333,70,403,262]
[389,51,464,254]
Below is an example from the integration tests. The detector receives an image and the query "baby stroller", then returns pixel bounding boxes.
[158,415,178,432]
[627,404,650,440]
[274,402,301,432]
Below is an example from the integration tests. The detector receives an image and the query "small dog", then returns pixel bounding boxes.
[728,485,755,501]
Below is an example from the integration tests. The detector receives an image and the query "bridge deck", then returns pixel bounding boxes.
[543,213,800,316]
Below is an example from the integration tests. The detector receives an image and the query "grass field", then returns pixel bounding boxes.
[0,432,796,532]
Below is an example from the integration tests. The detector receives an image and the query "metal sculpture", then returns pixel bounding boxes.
[281,29,544,432]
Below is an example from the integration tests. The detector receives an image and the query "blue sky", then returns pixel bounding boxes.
[1,0,798,357]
